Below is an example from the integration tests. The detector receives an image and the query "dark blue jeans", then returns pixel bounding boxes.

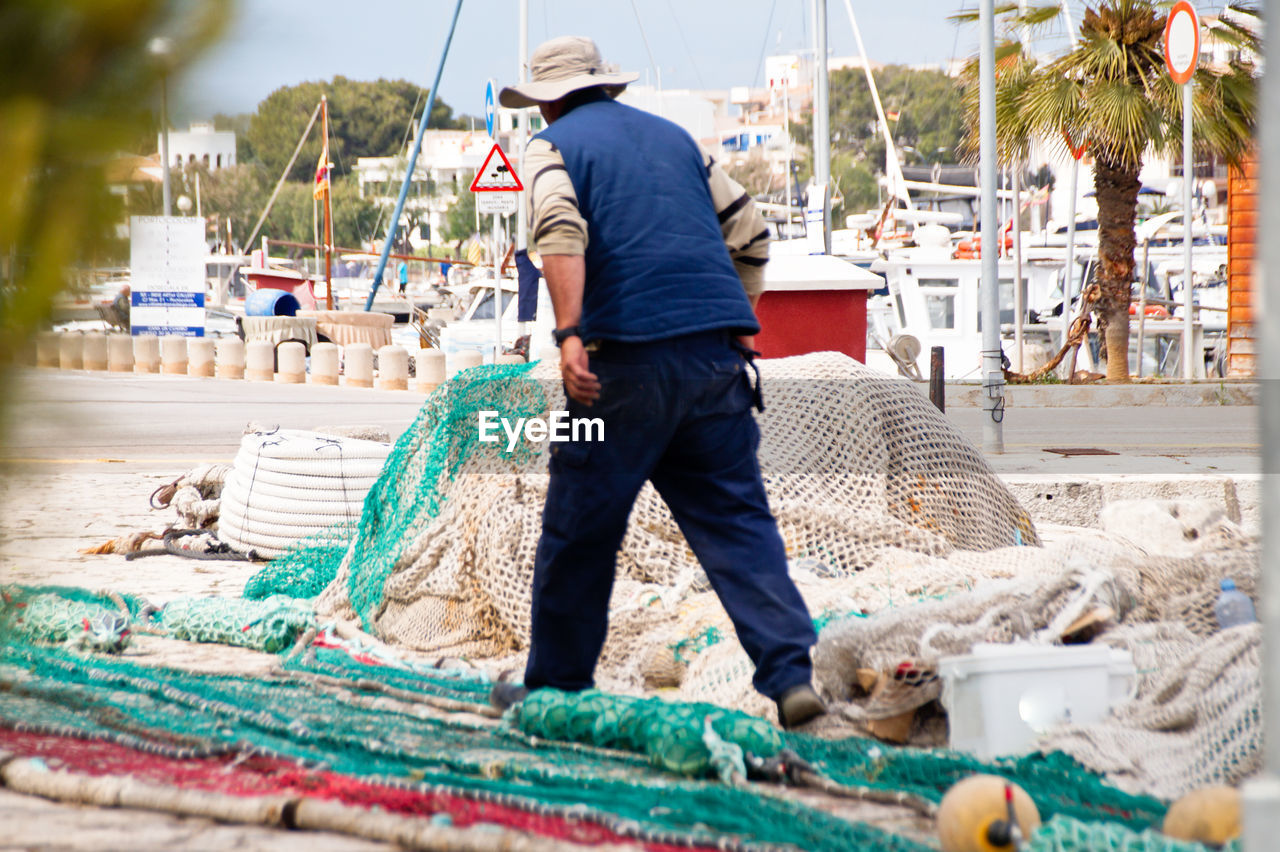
[524,331,816,701]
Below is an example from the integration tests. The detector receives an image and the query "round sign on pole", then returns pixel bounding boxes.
[485,79,497,138]
[1164,1,1200,85]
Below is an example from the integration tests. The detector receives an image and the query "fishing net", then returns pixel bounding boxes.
[0,630,1197,850]
[304,353,1036,674]
[155,595,316,654]
[0,585,140,653]
[815,526,1263,799]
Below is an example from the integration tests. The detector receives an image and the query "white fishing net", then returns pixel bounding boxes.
[313,350,1261,800]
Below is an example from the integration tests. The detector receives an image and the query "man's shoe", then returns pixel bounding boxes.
[490,682,530,711]
[776,683,826,729]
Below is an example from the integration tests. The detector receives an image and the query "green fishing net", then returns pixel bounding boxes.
[156,595,315,653]
[247,362,545,625]
[0,585,142,653]
[1028,815,1239,852]
[517,688,782,776]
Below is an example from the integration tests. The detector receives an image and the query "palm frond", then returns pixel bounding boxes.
[1082,79,1160,166]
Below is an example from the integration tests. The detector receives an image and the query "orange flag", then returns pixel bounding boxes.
[313,140,331,200]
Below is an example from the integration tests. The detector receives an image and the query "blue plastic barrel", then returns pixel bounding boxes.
[246,288,301,317]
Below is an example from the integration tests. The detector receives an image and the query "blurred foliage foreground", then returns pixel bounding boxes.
[0,0,228,380]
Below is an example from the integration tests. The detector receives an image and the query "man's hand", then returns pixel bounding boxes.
[559,335,600,405]
[735,334,756,352]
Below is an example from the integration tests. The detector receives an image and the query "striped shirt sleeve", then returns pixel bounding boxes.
[526,137,587,256]
[704,150,770,298]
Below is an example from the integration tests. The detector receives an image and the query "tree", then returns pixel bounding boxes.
[441,184,477,243]
[199,162,270,249]
[246,77,464,183]
[0,0,227,382]
[960,1,1258,382]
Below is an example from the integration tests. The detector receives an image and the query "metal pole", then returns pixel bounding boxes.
[493,213,502,360]
[160,75,171,217]
[322,96,334,311]
[784,84,793,235]
[367,0,465,310]
[812,0,831,253]
[1136,237,1151,377]
[516,0,529,253]
[1243,0,1280,838]
[1182,80,1196,379]
[929,346,945,413]
[979,0,1004,453]
[1012,163,1024,372]
[1060,158,1080,353]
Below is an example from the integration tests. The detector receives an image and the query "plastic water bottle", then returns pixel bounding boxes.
[1214,579,1257,630]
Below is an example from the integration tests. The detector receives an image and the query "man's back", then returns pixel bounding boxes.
[536,95,758,343]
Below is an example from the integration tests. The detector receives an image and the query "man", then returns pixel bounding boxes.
[493,36,824,728]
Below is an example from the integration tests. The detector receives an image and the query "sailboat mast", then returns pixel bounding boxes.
[322,96,334,310]
[840,0,913,210]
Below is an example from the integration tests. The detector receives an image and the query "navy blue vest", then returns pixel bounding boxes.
[537,96,760,343]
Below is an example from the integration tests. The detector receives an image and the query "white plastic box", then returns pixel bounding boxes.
[939,643,1135,760]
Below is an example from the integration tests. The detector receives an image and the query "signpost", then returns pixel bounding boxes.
[129,216,206,337]
[470,142,523,360]
[484,78,498,139]
[1165,0,1200,380]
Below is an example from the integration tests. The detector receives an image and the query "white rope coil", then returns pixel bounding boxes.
[243,428,392,461]
[217,429,390,557]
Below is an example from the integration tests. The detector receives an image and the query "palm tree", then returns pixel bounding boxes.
[960,1,1258,382]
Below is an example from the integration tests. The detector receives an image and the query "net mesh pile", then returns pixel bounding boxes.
[0,581,1247,852]
[814,527,1262,799]
[0,632,1194,851]
[306,353,1036,682]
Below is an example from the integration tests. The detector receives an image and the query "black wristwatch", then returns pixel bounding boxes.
[552,325,582,347]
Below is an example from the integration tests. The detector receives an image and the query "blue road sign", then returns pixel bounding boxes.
[485,79,496,138]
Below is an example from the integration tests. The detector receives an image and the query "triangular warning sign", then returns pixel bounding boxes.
[470,144,523,192]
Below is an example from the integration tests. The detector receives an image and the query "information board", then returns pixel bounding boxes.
[129,216,206,337]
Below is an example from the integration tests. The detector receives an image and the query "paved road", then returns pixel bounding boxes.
[1,370,1260,475]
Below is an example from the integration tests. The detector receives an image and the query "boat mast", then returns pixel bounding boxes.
[839,0,913,212]
[322,95,334,310]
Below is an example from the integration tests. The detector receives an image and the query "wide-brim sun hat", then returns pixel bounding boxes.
[499,36,638,108]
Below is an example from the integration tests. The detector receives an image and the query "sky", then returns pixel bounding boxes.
[175,0,992,123]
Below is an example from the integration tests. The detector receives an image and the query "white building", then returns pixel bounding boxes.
[354,130,495,244]
[161,122,236,171]
[616,85,730,143]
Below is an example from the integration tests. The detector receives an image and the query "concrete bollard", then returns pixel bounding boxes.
[107,334,134,372]
[58,333,84,370]
[187,337,215,377]
[377,345,409,390]
[82,332,109,371]
[133,334,159,374]
[275,341,306,384]
[245,339,275,382]
[495,353,526,366]
[449,349,484,379]
[35,332,61,368]
[310,342,339,385]
[160,336,188,375]
[343,343,373,388]
[414,349,446,394]
[215,338,245,379]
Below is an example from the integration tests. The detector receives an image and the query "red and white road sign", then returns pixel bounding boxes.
[1164,1,1200,86]
[470,143,523,192]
